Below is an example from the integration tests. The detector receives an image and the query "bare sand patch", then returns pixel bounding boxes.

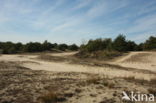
[0,53,155,80]
[0,52,156,103]
[112,51,156,72]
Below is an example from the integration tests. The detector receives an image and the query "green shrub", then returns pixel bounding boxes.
[58,44,68,51]
[143,36,156,50]
[68,44,79,51]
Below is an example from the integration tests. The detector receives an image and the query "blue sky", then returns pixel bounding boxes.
[0,0,156,44]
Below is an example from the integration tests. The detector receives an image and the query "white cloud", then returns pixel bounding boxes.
[0,0,156,44]
[126,14,156,33]
[72,0,93,10]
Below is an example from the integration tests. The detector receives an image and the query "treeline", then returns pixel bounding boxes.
[0,40,79,54]
[80,35,156,52]
[0,35,155,55]
[78,35,156,59]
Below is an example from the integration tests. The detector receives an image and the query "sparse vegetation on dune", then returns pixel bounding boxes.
[37,91,66,103]
[150,78,156,85]
[77,35,156,60]
[124,76,156,86]
[76,50,122,60]
[148,88,156,96]
[0,35,156,103]
[0,60,156,103]
[86,76,115,88]
[123,52,152,63]
[38,54,68,62]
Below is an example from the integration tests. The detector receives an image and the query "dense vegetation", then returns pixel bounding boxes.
[0,35,155,56]
[78,35,156,59]
[0,40,79,54]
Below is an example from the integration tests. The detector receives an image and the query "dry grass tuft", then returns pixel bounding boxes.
[150,78,156,85]
[75,88,82,93]
[102,80,115,88]
[148,88,156,96]
[38,54,67,62]
[124,76,136,81]
[76,50,122,60]
[99,98,116,103]
[124,76,148,85]
[37,91,66,103]
[86,76,101,84]
[86,76,115,88]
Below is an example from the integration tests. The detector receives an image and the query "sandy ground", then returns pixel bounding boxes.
[0,51,156,103]
[0,52,155,80]
[112,51,156,72]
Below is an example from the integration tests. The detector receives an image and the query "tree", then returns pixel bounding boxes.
[85,39,103,52]
[14,42,23,52]
[136,43,143,51]
[58,44,68,51]
[113,34,127,52]
[143,36,156,50]
[68,44,79,51]
[42,40,52,51]
[24,42,43,52]
[2,42,15,54]
[7,47,16,54]
[103,38,112,50]
[126,40,137,51]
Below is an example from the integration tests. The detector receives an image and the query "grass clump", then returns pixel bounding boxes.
[37,54,67,62]
[86,76,101,84]
[148,88,156,96]
[77,50,122,60]
[124,76,156,86]
[86,76,115,88]
[150,78,156,85]
[37,92,66,103]
[124,76,148,85]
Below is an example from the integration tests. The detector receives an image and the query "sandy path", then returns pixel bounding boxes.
[0,52,155,80]
[0,52,155,103]
[115,52,138,63]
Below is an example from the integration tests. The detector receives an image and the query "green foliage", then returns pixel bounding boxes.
[15,43,23,50]
[58,44,68,51]
[0,35,155,54]
[0,42,17,54]
[79,34,156,59]
[126,40,137,51]
[68,44,79,51]
[135,43,143,51]
[93,50,122,59]
[80,34,147,53]
[143,36,156,50]
[113,34,127,52]
[81,38,112,52]
[42,40,52,51]
[0,40,79,54]
[24,42,43,52]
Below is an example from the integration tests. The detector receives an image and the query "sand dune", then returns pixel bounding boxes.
[0,52,155,80]
[112,51,156,72]
[0,51,156,103]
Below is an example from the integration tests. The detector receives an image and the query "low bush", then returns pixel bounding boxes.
[37,91,66,103]
[150,78,156,85]
[148,88,156,96]
[0,41,79,54]
[78,35,156,59]
[76,50,122,60]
